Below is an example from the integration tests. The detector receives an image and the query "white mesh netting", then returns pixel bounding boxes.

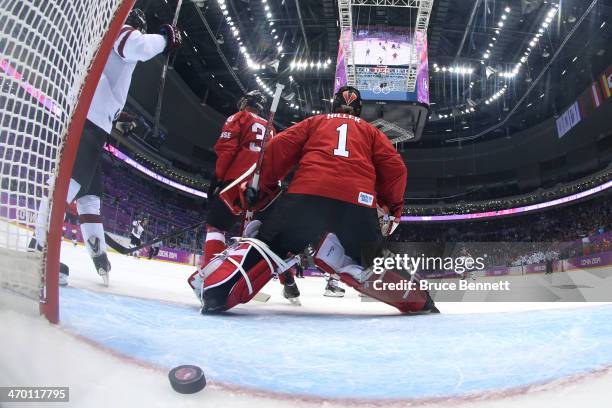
[0,0,127,302]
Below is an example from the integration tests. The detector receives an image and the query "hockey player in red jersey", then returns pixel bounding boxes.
[32,8,182,286]
[198,91,301,303]
[188,86,437,314]
[201,90,272,266]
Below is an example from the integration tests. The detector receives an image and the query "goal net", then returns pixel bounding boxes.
[0,0,134,322]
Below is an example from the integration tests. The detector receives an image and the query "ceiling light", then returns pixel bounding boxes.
[542,22,549,28]
[498,21,504,27]
[600,21,606,28]
[529,40,536,47]
[545,17,552,23]
[505,7,511,13]
[501,14,507,20]
[266,12,272,18]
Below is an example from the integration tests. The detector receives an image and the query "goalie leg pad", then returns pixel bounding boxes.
[191,238,291,313]
[313,233,429,313]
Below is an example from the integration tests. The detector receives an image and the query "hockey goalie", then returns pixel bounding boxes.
[188,86,438,314]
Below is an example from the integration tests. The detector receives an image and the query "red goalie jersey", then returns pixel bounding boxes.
[214,110,275,182]
[260,113,407,212]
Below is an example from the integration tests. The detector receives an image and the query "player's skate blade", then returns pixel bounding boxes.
[92,253,111,287]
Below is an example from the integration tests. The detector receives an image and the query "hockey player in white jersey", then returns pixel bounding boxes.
[32,9,182,286]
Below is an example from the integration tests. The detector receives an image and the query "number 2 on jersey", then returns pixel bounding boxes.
[249,122,267,152]
[334,123,350,157]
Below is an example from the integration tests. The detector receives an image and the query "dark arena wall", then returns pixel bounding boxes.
[404,100,612,200]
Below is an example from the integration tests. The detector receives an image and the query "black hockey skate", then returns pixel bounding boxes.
[92,253,111,287]
[27,237,44,252]
[324,278,345,298]
[282,272,301,306]
[420,293,440,314]
[59,262,69,287]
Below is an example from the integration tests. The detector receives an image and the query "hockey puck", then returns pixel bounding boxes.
[168,365,206,394]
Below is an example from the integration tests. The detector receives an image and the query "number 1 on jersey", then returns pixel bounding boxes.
[334,124,350,157]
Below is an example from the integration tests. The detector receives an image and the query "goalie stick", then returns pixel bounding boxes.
[152,0,184,139]
[104,220,206,255]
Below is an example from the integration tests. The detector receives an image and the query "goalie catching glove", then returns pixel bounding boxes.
[159,24,182,55]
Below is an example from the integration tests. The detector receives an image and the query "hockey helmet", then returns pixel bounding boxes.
[237,90,268,114]
[331,86,362,117]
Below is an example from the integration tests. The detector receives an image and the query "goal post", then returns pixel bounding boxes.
[0,0,136,323]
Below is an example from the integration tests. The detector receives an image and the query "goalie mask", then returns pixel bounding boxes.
[126,8,147,33]
[238,90,268,114]
[332,86,362,117]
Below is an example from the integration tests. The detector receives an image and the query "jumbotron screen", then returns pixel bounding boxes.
[334,26,429,104]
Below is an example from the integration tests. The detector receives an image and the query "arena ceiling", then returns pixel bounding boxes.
[141,0,611,147]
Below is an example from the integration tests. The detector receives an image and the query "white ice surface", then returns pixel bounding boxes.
[1,241,611,407]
